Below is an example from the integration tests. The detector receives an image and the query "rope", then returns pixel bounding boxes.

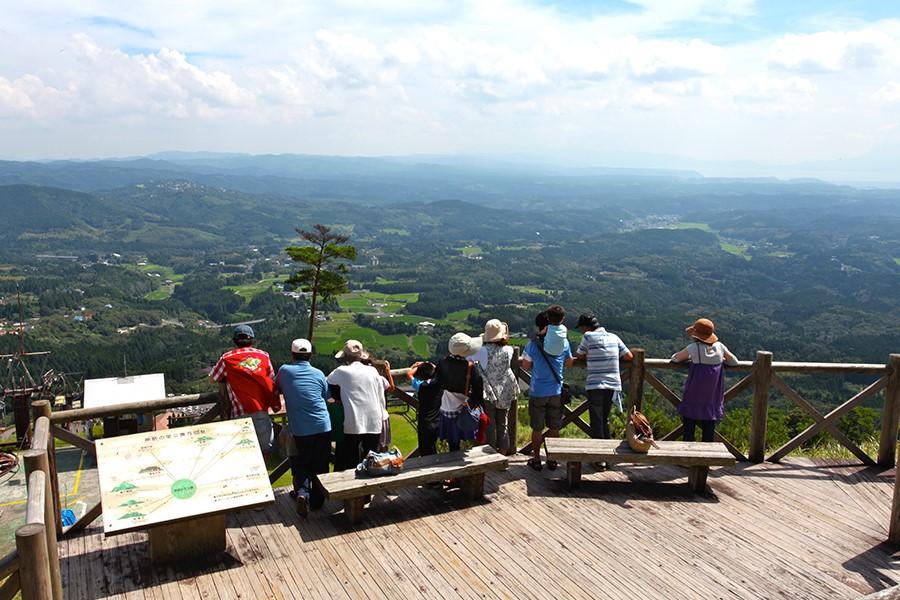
[0,450,18,484]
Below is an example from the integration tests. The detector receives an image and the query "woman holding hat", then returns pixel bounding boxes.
[671,318,739,442]
[435,332,485,452]
[475,319,518,455]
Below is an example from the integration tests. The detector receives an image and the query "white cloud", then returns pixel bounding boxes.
[728,76,817,112]
[768,28,897,73]
[873,82,900,105]
[3,1,900,172]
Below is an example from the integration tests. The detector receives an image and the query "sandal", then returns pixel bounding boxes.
[546,459,559,471]
[527,458,543,471]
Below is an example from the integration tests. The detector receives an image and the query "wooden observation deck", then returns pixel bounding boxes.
[58,456,896,599]
[5,351,900,599]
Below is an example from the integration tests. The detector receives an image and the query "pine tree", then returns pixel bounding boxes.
[285,224,357,342]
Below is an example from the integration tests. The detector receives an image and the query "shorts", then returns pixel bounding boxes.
[248,411,274,452]
[529,395,562,431]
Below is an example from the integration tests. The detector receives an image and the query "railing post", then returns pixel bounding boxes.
[629,348,645,411]
[749,351,772,463]
[17,471,52,600]
[32,400,62,535]
[23,423,62,600]
[509,347,520,451]
[891,445,900,542]
[877,354,900,467]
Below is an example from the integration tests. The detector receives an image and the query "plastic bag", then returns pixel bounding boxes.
[356,449,404,477]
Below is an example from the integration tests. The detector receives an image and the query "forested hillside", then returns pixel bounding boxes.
[0,159,897,433]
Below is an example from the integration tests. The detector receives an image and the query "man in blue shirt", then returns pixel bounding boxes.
[521,310,574,471]
[276,338,331,517]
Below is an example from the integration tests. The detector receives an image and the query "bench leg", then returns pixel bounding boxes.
[688,466,709,493]
[566,462,582,489]
[459,473,485,500]
[344,497,366,525]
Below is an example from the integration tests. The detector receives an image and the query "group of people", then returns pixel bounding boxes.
[210,307,738,515]
[210,326,396,516]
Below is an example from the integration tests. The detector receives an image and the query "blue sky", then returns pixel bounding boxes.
[2,1,900,181]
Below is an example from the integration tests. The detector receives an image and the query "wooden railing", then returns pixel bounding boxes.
[512,350,900,467]
[13,350,899,568]
[0,403,63,600]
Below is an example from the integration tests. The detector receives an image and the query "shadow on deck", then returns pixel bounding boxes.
[59,457,900,600]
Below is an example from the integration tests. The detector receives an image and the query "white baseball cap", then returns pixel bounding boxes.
[291,338,312,353]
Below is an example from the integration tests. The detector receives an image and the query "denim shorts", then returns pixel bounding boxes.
[248,411,274,452]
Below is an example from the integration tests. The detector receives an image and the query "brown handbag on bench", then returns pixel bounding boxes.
[626,406,659,453]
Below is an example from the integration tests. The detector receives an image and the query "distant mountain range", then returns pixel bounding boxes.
[0,152,898,259]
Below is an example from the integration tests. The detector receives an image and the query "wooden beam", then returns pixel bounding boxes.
[23,460,61,600]
[629,348,645,410]
[643,370,681,408]
[49,426,96,456]
[749,351,772,463]
[877,354,900,467]
[660,424,684,441]
[508,348,520,451]
[771,374,874,466]
[724,374,754,402]
[50,392,220,423]
[768,375,888,463]
[642,358,886,375]
[195,403,223,425]
[14,523,50,600]
[891,445,900,543]
[0,570,20,600]
[268,458,290,484]
[30,418,49,458]
[31,403,61,537]
[644,358,754,372]
[62,502,101,537]
[0,552,18,582]
[389,387,418,411]
[714,432,748,462]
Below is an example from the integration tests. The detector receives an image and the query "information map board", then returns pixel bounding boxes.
[96,418,274,535]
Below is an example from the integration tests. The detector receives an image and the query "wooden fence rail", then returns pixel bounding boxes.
[16,350,898,562]
[0,412,63,600]
[508,349,898,466]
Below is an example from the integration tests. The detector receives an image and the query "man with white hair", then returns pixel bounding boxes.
[276,338,330,517]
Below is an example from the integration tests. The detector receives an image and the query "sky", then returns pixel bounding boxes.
[3,1,900,180]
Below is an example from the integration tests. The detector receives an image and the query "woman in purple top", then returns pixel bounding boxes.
[670,318,739,442]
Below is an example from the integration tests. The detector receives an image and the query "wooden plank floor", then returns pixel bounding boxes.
[58,457,900,599]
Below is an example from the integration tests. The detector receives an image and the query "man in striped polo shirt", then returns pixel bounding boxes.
[574,314,633,443]
[210,324,279,459]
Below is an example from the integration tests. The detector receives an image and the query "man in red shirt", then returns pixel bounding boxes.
[210,325,279,458]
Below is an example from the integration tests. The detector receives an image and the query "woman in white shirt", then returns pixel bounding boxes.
[327,340,390,470]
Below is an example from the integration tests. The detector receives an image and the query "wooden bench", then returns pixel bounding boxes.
[544,438,736,493]
[319,445,508,524]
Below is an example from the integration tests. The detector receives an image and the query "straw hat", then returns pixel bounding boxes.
[448,332,483,357]
[685,318,718,344]
[482,319,509,343]
[335,339,369,360]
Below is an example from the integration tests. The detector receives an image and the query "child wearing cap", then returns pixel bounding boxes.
[541,305,568,356]
[670,318,739,442]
